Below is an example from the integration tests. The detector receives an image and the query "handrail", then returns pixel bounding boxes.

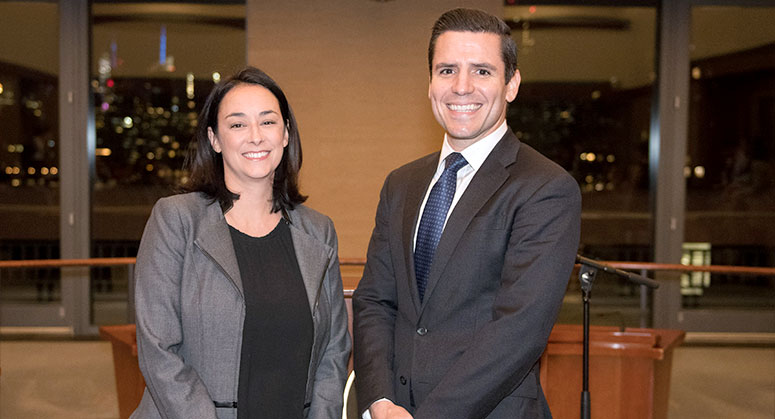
[1,257,773,275]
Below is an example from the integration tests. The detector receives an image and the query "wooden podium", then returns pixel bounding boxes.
[540,325,685,419]
[99,324,146,419]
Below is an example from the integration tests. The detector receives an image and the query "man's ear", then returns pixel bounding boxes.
[506,69,521,103]
[207,127,221,153]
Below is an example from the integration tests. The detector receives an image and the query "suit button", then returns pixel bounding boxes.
[400,376,407,385]
[416,327,427,336]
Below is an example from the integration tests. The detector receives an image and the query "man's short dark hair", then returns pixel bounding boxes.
[428,8,518,84]
[182,66,306,214]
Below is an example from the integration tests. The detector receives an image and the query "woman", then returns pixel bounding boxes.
[131,67,350,419]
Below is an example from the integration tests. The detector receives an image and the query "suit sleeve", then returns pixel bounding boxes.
[134,200,217,419]
[308,219,352,419]
[415,173,581,419]
[352,175,400,415]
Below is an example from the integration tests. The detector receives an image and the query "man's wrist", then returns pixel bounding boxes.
[363,398,392,419]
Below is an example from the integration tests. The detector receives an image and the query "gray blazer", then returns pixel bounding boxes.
[131,192,351,419]
[353,130,581,418]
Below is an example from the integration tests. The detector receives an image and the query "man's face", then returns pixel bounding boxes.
[428,31,520,150]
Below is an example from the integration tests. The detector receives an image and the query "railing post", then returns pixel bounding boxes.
[639,269,650,328]
[127,264,136,324]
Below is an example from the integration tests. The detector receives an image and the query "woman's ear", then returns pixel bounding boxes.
[283,121,290,148]
[207,127,221,153]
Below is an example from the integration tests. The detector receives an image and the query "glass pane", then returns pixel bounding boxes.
[89,3,246,325]
[0,2,61,307]
[684,6,775,310]
[503,5,657,327]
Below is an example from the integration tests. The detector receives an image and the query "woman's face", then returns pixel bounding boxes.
[208,84,288,192]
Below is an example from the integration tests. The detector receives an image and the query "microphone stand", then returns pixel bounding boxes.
[575,254,659,419]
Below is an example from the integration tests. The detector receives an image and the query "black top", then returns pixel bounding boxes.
[230,219,313,419]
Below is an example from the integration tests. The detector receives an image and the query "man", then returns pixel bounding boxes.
[353,8,581,419]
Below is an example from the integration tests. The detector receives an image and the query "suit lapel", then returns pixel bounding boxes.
[194,203,244,298]
[402,154,440,313]
[288,211,332,313]
[421,132,520,308]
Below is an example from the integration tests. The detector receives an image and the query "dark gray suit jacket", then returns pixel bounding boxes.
[132,192,350,419]
[353,130,581,418]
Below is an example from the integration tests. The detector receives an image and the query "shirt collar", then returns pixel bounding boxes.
[438,120,508,172]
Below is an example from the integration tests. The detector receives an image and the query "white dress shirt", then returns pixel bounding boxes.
[412,121,508,249]
[363,121,508,419]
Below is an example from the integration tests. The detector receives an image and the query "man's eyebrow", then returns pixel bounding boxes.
[434,62,458,70]
[472,62,498,71]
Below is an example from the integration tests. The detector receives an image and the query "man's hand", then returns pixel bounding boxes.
[369,400,413,419]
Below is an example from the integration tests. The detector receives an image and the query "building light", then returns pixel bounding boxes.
[50,167,58,175]
[41,167,50,175]
[186,72,195,99]
[694,166,705,178]
[96,148,112,157]
[212,72,221,83]
[0,82,4,94]
[27,167,36,175]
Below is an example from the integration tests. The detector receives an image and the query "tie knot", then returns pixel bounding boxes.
[444,152,468,174]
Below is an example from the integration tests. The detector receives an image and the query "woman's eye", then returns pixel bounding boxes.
[230,123,244,129]
[261,120,277,126]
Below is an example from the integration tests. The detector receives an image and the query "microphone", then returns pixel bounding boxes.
[576,254,659,289]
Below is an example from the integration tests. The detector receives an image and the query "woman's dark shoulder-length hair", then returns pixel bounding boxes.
[181,66,306,214]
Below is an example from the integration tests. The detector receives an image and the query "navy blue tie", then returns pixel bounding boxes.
[414,152,468,302]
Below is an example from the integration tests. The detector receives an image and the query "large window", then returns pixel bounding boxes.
[684,6,775,311]
[89,3,246,325]
[504,5,657,326]
[0,2,61,308]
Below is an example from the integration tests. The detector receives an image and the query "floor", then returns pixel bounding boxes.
[0,341,773,419]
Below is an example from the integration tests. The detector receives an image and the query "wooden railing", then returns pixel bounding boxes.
[2,256,772,299]
[1,257,773,283]
[2,257,773,336]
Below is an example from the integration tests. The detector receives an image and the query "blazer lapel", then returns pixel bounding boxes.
[288,211,332,313]
[194,203,244,298]
[421,132,520,307]
[402,154,440,313]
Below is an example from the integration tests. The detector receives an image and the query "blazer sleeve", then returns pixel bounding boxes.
[134,199,217,419]
[308,219,352,419]
[415,173,581,419]
[352,175,400,415]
